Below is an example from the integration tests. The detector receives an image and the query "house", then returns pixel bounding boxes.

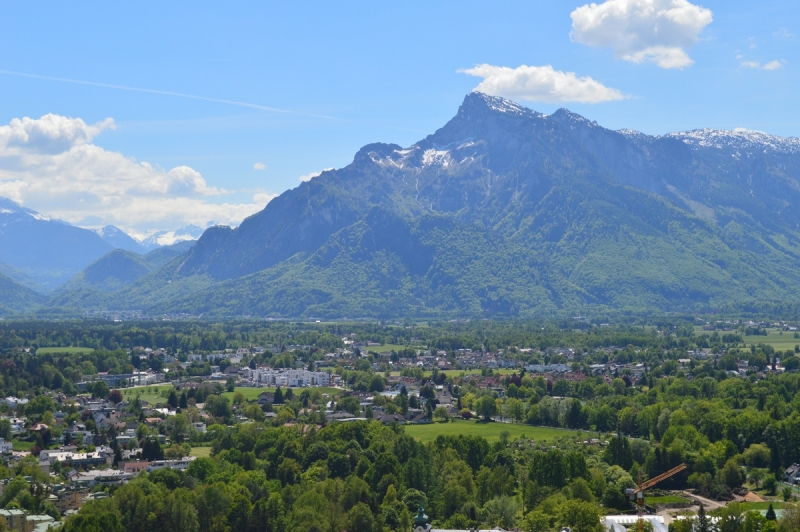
[257,392,275,406]
[0,438,13,453]
[119,461,151,475]
[376,413,406,424]
[785,463,800,484]
[146,457,196,472]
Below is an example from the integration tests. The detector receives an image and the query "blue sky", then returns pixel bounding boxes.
[0,1,797,237]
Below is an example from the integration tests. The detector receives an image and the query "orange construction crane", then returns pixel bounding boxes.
[626,463,687,532]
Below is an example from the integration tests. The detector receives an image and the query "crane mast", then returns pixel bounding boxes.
[626,463,687,532]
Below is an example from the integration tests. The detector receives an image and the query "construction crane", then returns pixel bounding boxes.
[626,463,687,532]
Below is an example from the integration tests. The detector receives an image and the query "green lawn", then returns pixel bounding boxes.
[743,329,800,351]
[12,440,35,451]
[190,446,212,458]
[37,347,95,355]
[222,386,343,402]
[735,502,787,512]
[122,384,176,406]
[403,421,581,443]
[646,495,690,505]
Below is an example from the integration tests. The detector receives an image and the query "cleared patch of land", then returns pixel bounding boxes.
[37,347,94,355]
[403,421,581,443]
[190,446,212,458]
[647,495,690,505]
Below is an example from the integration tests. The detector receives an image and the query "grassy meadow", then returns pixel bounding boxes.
[742,328,800,351]
[403,421,581,443]
[37,347,95,355]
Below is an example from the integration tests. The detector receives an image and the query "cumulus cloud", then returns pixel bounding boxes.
[460,64,624,104]
[253,162,266,170]
[763,60,784,70]
[0,113,273,235]
[298,168,333,182]
[570,0,713,69]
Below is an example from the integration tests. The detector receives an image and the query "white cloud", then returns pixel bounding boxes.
[773,28,794,39]
[253,162,266,170]
[299,168,333,182]
[570,0,713,69]
[0,113,273,235]
[739,59,784,70]
[460,64,624,104]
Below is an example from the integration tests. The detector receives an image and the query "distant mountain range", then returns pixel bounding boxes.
[0,197,198,311]
[7,92,800,317]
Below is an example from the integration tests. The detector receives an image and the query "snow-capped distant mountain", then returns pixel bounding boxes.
[140,224,207,250]
[615,126,800,154]
[95,225,148,254]
[665,128,800,154]
[0,197,113,291]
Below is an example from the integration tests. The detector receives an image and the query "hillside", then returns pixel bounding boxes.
[31,93,800,317]
[0,271,47,314]
[0,197,114,290]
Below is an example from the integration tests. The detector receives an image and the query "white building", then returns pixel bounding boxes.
[248,368,332,387]
[0,438,12,453]
[147,457,196,472]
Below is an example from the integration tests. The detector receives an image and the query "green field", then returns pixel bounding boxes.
[222,386,342,402]
[647,495,690,505]
[12,440,35,451]
[122,384,176,406]
[366,344,422,353]
[743,329,800,351]
[190,446,212,458]
[37,347,95,355]
[735,502,787,512]
[403,421,581,443]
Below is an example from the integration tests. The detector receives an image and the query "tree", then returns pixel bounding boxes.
[273,387,284,404]
[108,389,123,404]
[505,398,524,423]
[91,381,110,399]
[433,406,450,423]
[62,499,125,532]
[698,503,710,532]
[766,503,777,521]
[346,502,374,532]
[483,496,518,530]
[602,436,633,470]
[557,500,603,532]
[476,395,497,422]
[0,419,12,440]
[168,390,178,408]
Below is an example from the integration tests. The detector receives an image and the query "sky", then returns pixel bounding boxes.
[0,1,797,238]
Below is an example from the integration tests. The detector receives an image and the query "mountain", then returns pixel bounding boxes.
[95,225,148,253]
[140,225,204,251]
[56,240,197,295]
[31,93,800,317]
[0,271,47,314]
[0,197,114,291]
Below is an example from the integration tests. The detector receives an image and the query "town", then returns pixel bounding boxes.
[0,318,797,531]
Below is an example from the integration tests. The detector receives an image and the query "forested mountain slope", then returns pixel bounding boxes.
[38,93,800,317]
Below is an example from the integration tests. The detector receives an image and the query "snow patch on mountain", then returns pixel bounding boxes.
[666,128,800,154]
